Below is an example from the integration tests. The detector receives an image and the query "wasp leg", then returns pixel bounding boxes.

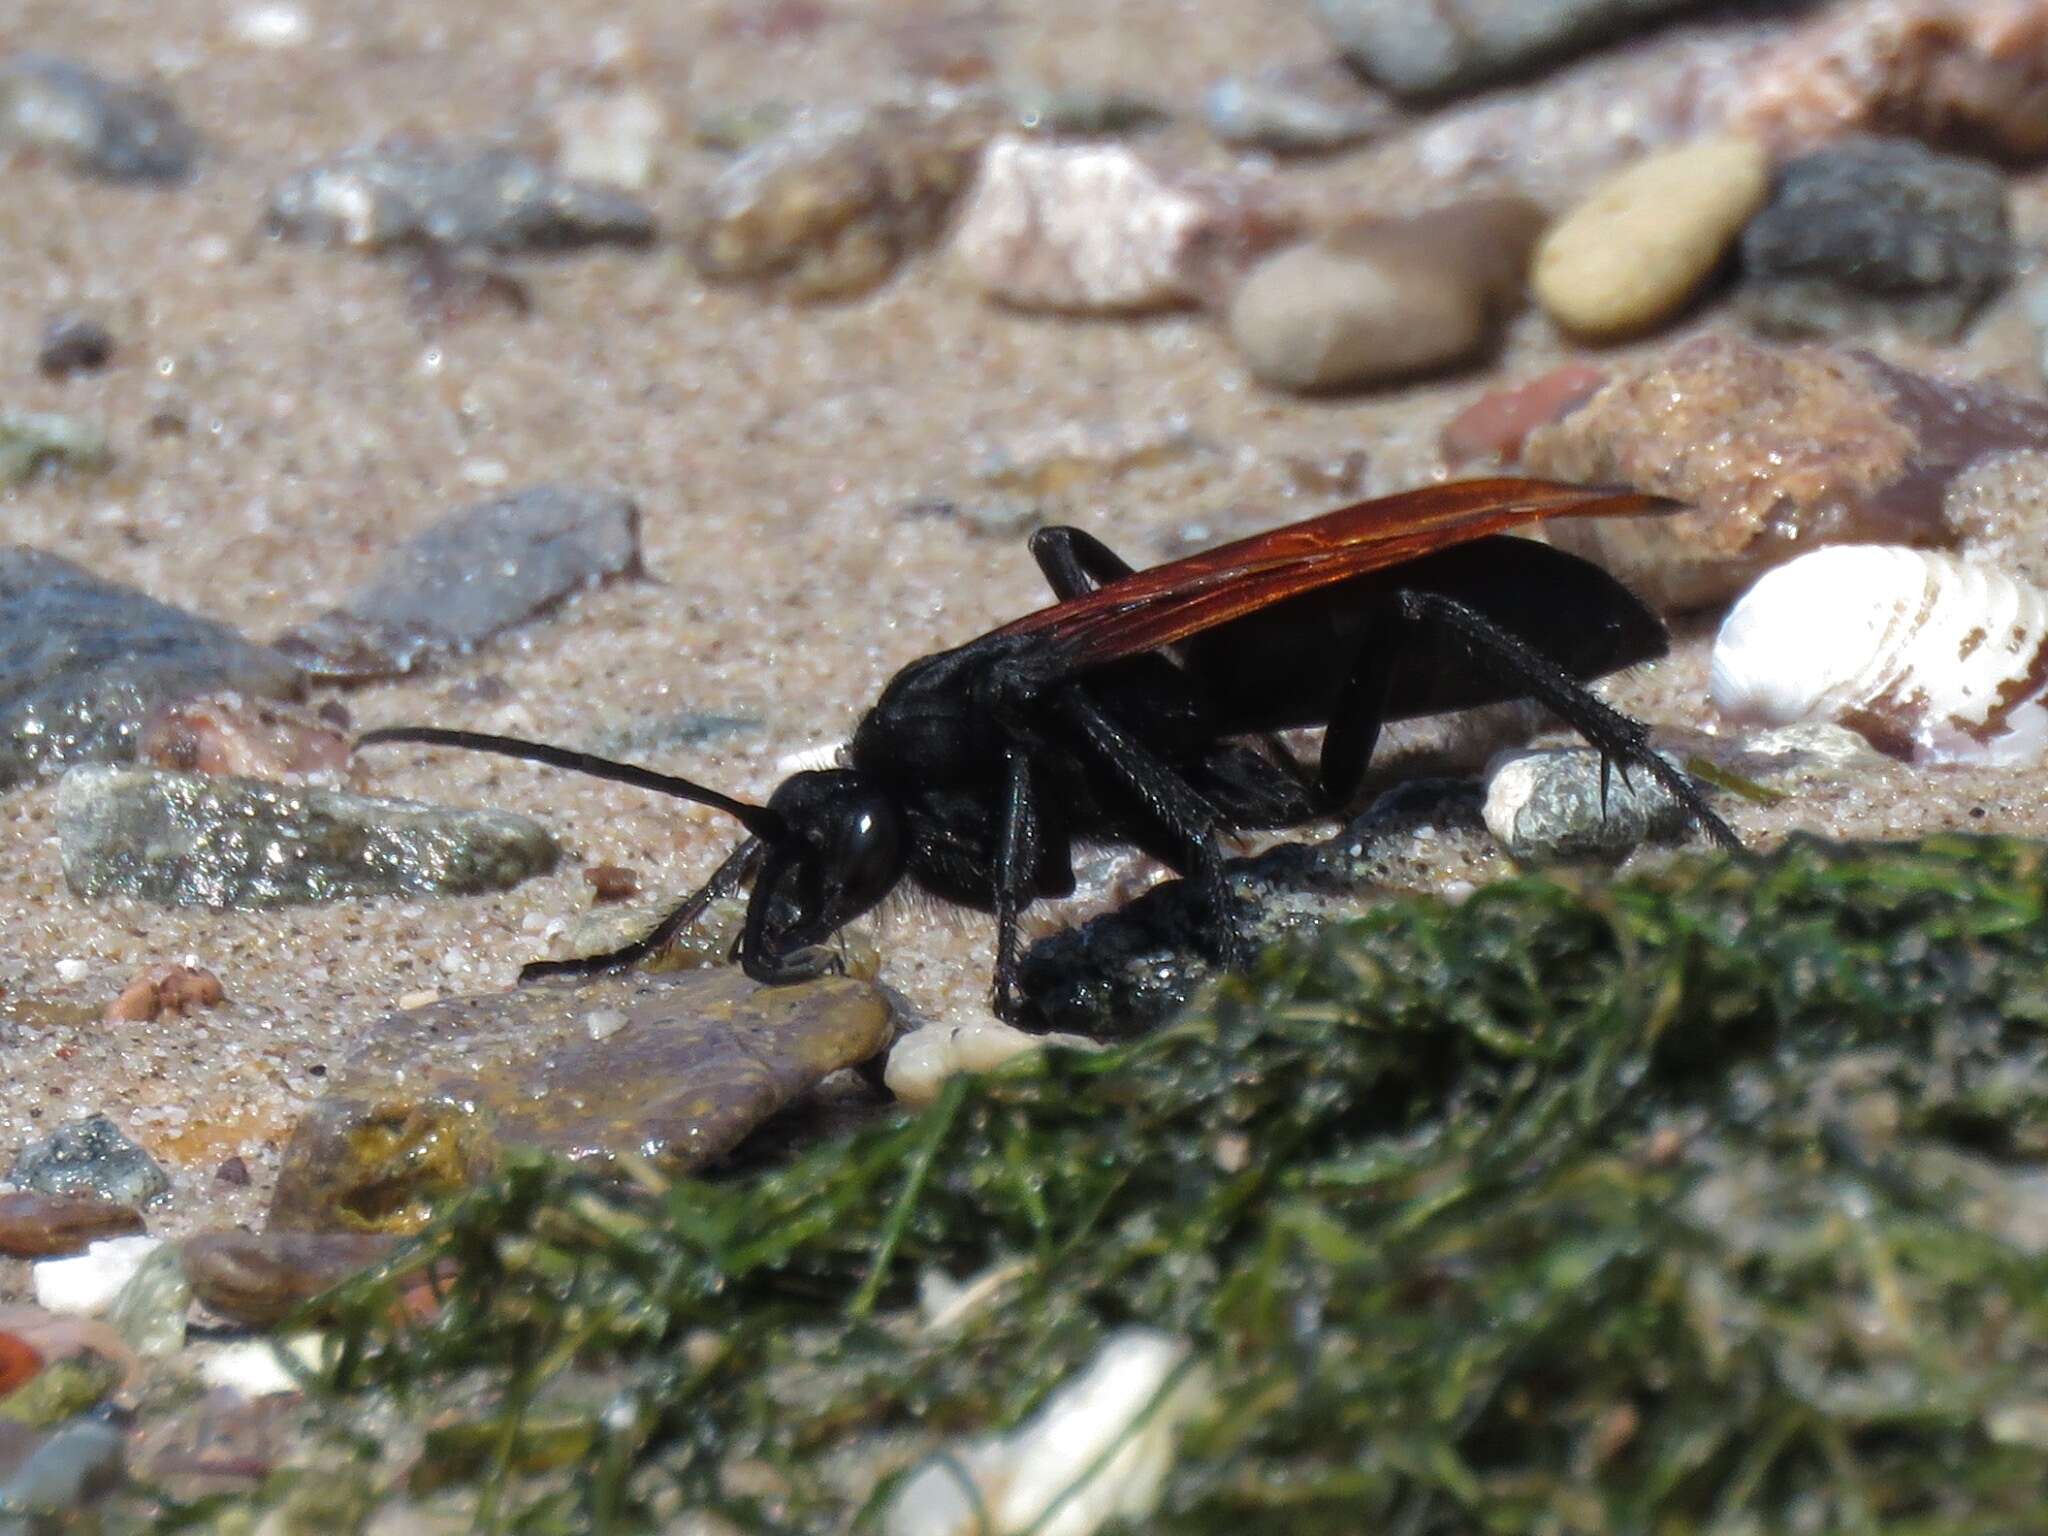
[520,837,768,982]
[1394,591,1742,851]
[990,749,1044,1022]
[1030,525,1135,600]
[1316,606,1405,812]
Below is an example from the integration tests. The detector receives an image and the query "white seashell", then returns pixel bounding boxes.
[1711,546,2048,765]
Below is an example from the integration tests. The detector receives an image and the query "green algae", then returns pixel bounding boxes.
[166,835,2048,1531]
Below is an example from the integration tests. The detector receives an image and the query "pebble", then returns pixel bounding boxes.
[0,1338,37,1399]
[266,144,655,252]
[689,90,1003,300]
[267,967,895,1232]
[0,411,110,487]
[1011,84,1170,138]
[102,964,226,1025]
[106,1242,189,1358]
[0,547,302,789]
[11,1115,168,1207]
[884,1020,1102,1107]
[0,1354,119,1428]
[0,53,198,182]
[1312,0,1710,97]
[0,1420,124,1514]
[35,315,113,379]
[0,1193,143,1259]
[952,135,1300,312]
[549,87,665,191]
[1227,196,1543,391]
[1739,136,2012,341]
[1203,63,1399,154]
[1439,362,1610,465]
[1532,138,1769,339]
[182,1231,394,1328]
[1733,0,2048,162]
[1516,336,2048,610]
[274,483,644,682]
[32,1236,164,1316]
[197,1335,327,1397]
[1483,747,1698,863]
[57,765,560,909]
[138,691,348,779]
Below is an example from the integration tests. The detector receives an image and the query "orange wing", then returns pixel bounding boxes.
[992,477,1677,672]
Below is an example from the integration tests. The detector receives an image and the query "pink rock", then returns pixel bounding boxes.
[952,135,1301,313]
[1439,362,1612,465]
[1518,333,2048,611]
[1731,0,2048,161]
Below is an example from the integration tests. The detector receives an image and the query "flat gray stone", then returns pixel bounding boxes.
[9,1114,168,1207]
[1314,0,1707,98]
[0,53,197,182]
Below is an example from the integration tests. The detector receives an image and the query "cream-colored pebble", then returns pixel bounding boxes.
[1533,138,1769,339]
[885,1019,1101,1106]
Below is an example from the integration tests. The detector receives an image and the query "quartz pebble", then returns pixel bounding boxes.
[11,1115,169,1207]
[885,1020,1102,1107]
[1228,197,1543,391]
[182,1232,395,1327]
[32,1236,164,1317]
[267,144,654,252]
[1732,0,2048,162]
[138,691,348,779]
[1483,747,1697,862]
[0,53,198,182]
[0,1193,144,1259]
[690,91,1003,300]
[1532,138,1769,339]
[1313,0,1712,97]
[57,765,560,908]
[1739,136,2012,341]
[106,1242,190,1358]
[953,135,1299,312]
[0,547,302,789]
[274,483,644,682]
[1202,63,1398,153]
[549,87,665,191]
[1517,336,2048,611]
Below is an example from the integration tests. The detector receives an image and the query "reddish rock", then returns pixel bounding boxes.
[138,691,348,780]
[1440,362,1611,465]
[582,863,639,903]
[0,1334,40,1396]
[0,1191,144,1258]
[1732,0,2048,162]
[1518,334,2048,610]
[103,964,226,1025]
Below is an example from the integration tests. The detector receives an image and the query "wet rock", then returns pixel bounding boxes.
[11,1116,168,1208]
[1517,335,2048,611]
[1408,15,1790,199]
[1203,63,1400,154]
[0,1354,119,1428]
[0,53,198,182]
[1483,747,1697,862]
[268,966,895,1232]
[549,86,664,191]
[1532,138,1769,339]
[107,1242,189,1358]
[1227,196,1542,391]
[1738,137,2012,341]
[102,964,226,1026]
[274,484,643,682]
[0,1419,123,1513]
[1439,362,1610,465]
[1011,84,1170,138]
[182,1231,395,1328]
[213,1157,250,1187]
[1018,780,1499,1037]
[0,410,110,486]
[1314,0,1710,98]
[57,765,560,909]
[689,91,1002,300]
[1732,0,2048,163]
[35,315,112,378]
[0,547,301,789]
[0,1194,142,1260]
[266,144,654,252]
[953,135,1300,312]
[138,691,348,779]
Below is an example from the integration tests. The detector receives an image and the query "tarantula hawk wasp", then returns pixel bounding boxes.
[360,476,1737,1020]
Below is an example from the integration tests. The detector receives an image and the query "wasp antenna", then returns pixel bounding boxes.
[355,725,784,840]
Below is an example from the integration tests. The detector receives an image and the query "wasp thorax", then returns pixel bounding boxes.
[1711,546,2048,765]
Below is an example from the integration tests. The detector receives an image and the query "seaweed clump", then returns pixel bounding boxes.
[190,835,2048,1531]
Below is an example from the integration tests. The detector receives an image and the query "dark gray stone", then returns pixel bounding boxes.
[0,53,197,182]
[1740,137,2013,341]
[10,1114,169,1207]
[1314,0,1707,98]
[0,549,301,789]
[274,483,644,681]
[56,765,559,909]
[35,315,113,378]
[266,145,655,252]
[1203,65,1398,153]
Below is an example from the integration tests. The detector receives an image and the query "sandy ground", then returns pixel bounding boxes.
[2,0,2047,1259]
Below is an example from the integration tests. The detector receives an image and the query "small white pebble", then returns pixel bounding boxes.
[54,958,88,983]
[583,1007,629,1042]
[199,1334,328,1398]
[34,1236,165,1316]
[459,458,510,487]
[395,989,440,1011]
[231,3,312,47]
